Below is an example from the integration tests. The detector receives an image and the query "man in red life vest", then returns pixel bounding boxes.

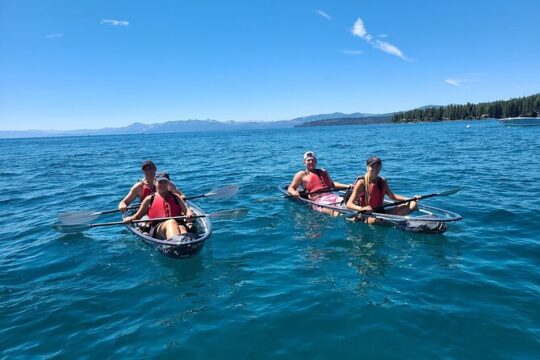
[118,160,184,212]
[287,151,351,216]
[123,172,194,240]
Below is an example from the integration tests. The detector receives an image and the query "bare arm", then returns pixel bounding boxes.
[331,181,351,190]
[386,185,420,204]
[385,182,409,202]
[287,171,304,198]
[118,182,142,211]
[123,196,151,223]
[169,182,186,200]
[346,180,372,212]
[175,193,194,222]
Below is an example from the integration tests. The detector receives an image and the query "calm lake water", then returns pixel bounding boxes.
[1,120,539,359]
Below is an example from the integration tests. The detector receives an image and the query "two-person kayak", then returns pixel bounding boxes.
[278,183,462,234]
[122,201,212,258]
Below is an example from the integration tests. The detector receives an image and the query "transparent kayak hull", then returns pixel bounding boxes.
[278,183,462,234]
[123,201,212,258]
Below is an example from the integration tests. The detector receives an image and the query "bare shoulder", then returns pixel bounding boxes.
[131,180,144,191]
[355,178,365,188]
[293,170,306,179]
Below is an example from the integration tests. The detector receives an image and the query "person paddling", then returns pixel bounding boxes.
[118,160,184,212]
[123,172,194,239]
[345,156,419,224]
[287,151,350,216]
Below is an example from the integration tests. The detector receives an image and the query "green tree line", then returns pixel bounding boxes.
[392,93,540,123]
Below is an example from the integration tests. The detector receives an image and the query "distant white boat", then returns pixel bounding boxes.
[498,117,540,126]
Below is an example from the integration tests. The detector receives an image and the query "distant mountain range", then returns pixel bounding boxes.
[296,115,393,127]
[0,112,394,139]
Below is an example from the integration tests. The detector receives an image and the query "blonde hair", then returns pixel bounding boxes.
[363,170,372,205]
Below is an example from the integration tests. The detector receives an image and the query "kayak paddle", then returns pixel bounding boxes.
[57,184,240,225]
[53,208,249,234]
[372,187,462,212]
[57,205,139,225]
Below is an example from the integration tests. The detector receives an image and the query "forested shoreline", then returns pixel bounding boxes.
[393,93,540,123]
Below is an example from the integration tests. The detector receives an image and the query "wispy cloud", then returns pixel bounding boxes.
[445,78,462,86]
[373,40,405,59]
[45,33,63,39]
[351,18,407,60]
[342,49,364,55]
[101,19,129,27]
[315,10,331,21]
[445,74,485,87]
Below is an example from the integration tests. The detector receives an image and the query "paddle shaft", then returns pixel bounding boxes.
[91,215,205,228]
[373,190,458,212]
[59,184,237,223]
[101,205,139,215]
[186,194,206,200]
[289,186,348,198]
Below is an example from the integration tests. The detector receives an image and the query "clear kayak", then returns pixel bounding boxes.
[278,183,462,234]
[122,201,212,258]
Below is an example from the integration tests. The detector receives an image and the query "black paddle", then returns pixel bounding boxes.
[290,186,348,198]
[53,208,249,234]
[371,187,462,212]
[57,184,240,225]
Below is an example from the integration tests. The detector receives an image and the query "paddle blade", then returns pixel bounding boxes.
[205,185,239,200]
[254,196,281,203]
[437,187,462,197]
[52,223,91,234]
[58,211,99,225]
[207,207,249,219]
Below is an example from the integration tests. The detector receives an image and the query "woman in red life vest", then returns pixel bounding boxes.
[288,151,351,216]
[118,160,184,212]
[345,156,419,224]
[123,172,194,240]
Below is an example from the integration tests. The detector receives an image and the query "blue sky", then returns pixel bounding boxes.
[1,0,539,131]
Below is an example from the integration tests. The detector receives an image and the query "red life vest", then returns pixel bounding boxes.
[303,169,332,194]
[140,180,155,201]
[356,177,387,208]
[148,193,184,222]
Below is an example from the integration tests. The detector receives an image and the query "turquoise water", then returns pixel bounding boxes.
[1,120,539,359]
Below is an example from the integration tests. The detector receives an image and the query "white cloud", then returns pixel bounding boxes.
[45,33,63,39]
[101,19,129,26]
[373,40,406,60]
[378,34,388,38]
[445,79,462,86]
[315,10,331,21]
[342,49,364,55]
[352,18,368,39]
[351,17,407,60]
